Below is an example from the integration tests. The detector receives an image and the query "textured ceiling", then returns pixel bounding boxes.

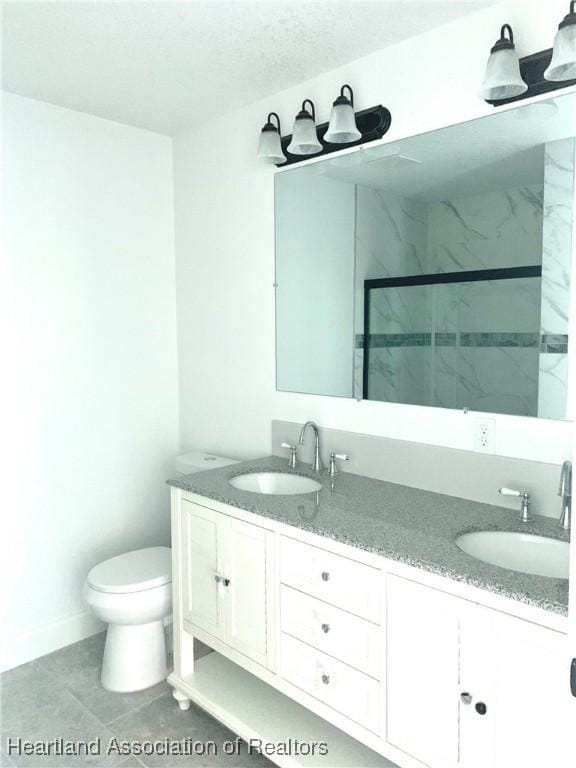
[2,1,496,135]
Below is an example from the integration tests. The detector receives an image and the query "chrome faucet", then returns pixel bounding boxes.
[558,460,572,531]
[298,421,323,473]
[499,487,532,523]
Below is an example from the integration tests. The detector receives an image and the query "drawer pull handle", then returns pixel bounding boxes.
[460,692,472,705]
[321,571,330,582]
[321,623,330,634]
[321,674,330,685]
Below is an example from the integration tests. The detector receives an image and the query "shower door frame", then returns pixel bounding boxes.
[362,265,543,402]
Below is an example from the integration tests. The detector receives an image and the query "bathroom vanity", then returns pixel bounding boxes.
[167,458,573,768]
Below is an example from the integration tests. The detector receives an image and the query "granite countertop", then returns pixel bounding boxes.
[167,456,570,616]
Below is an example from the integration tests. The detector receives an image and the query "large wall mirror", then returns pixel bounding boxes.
[275,94,576,419]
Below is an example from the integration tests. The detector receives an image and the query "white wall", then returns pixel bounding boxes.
[1,93,179,670]
[173,0,576,466]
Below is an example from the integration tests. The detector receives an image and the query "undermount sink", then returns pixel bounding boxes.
[229,472,322,495]
[456,531,569,579]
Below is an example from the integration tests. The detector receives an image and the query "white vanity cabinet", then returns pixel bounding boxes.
[170,489,572,768]
[180,499,274,669]
[387,574,574,768]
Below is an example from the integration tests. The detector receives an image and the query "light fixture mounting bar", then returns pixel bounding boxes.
[487,48,576,105]
[276,104,392,168]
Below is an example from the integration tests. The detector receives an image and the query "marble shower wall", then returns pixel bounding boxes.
[538,138,575,420]
[426,184,543,272]
[358,182,546,415]
[354,187,428,397]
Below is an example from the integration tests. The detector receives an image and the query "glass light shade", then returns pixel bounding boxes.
[287,116,322,155]
[479,47,528,100]
[324,103,361,144]
[544,23,576,81]
[257,128,286,164]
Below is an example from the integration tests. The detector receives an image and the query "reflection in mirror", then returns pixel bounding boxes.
[275,94,576,419]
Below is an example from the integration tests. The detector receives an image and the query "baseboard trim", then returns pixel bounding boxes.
[0,610,105,673]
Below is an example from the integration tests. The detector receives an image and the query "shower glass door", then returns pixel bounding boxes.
[363,268,542,417]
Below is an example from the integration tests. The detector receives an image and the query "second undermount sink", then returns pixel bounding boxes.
[229,472,322,495]
[456,531,569,579]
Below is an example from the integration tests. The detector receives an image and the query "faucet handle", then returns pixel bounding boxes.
[499,487,532,523]
[499,487,525,497]
[281,442,298,469]
[328,452,350,476]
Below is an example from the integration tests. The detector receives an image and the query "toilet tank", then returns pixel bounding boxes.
[174,451,240,475]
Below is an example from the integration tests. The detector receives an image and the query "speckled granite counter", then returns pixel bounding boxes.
[168,457,569,616]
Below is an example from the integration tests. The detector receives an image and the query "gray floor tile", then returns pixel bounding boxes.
[70,671,170,728]
[0,744,15,767]
[192,642,212,662]
[108,693,274,767]
[36,634,108,679]
[0,661,55,722]
[1,660,124,768]
[1,636,270,768]
[34,634,171,726]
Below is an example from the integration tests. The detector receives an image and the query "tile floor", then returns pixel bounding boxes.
[0,634,273,768]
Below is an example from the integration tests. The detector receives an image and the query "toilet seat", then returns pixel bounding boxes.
[87,546,171,594]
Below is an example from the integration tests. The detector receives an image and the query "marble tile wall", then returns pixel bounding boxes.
[538,138,575,419]
[426,185,543,272]
[353,187,428,398]
[357,183,547,415]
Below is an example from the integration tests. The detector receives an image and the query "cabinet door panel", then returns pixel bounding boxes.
[387,575,460,768]
[224,516,271,667]
[459,605,496,768]
[460,606,575,768]
[490,612,573,768]
[182,501,225,640]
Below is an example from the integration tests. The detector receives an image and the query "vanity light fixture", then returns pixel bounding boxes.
[258,96,392,167]
[287,99,322,156]
[324,85,362,144]
[479,24,528,102]
[482,9,576,106]
[544,1,576,82]
[257,112,286,165]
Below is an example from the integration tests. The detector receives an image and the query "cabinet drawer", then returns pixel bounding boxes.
[280,633,380,734]
[280,585,381,678]
[280,536,380,622]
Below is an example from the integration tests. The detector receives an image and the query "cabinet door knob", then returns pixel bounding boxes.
[222,577,231,587]
[475,702,487,716]
[321,623,330,634]
[460,692,472,705]
[321,571,330,582]
[321,674,330,685]
[214,574,222,584]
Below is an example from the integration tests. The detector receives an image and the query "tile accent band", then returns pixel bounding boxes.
[355,333,568,353]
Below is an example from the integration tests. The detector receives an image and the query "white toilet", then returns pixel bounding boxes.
[84,451,239,693]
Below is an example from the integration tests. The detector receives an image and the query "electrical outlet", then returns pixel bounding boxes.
[474,418,496,454]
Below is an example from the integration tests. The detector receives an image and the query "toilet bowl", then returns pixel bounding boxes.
[84,452,240,693]
[83,546,172,692]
